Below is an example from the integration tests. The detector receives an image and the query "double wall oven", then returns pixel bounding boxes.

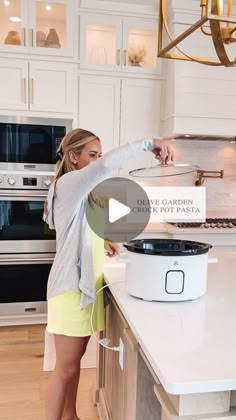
[0,117,71,324]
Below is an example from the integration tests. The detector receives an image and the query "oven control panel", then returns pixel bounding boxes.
[0,172,54,190]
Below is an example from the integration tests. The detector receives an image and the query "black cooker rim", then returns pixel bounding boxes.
[123,238,212,256]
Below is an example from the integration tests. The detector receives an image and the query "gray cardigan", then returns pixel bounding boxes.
[44,138,154,308]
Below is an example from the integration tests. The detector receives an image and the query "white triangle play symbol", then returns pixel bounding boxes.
[108,198,131,223]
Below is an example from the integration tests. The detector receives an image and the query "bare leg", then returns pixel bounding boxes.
[62,336,90,420]
[45,334,90,420]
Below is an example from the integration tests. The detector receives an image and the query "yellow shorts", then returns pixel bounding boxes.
[47,205,105,337]
[47,275,105,337]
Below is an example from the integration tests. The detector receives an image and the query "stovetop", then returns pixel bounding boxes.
[170,218,236,229]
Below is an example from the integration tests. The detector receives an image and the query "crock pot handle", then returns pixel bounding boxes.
[116,254,130,264]
[208,256,218,264]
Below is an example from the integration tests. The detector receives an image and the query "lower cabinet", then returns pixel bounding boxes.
[96,295,235,420]
[98,295,127,419]
[97,294,162,420]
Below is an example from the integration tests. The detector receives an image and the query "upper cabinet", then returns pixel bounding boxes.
[0,0,74,57]
[0,58,75,113]
[80,13,161,75]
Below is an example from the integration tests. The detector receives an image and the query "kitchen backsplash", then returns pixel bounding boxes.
[169,140,236,217]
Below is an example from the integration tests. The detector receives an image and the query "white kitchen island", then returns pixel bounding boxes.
[96,250,236,420]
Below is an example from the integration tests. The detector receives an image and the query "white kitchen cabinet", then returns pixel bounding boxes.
[122,18,162,75]
[80,13,160,75]
[0,0,74,57]
[78,75,121,154]
[119,78,162,175]
[0,58,28,111]
[80,14,122,72]
[0,58,75,113]
[29,60,74,112]
[79,75,162,174]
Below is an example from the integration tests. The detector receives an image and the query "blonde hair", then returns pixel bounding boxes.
[44,128,100,218]
[54,128,100,182]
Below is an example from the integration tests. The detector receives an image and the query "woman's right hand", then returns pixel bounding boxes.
[152,138,174,165]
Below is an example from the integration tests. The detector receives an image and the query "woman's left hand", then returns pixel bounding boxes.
[104,240,120,258]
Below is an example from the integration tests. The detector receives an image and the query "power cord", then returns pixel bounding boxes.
[90,281,125,352]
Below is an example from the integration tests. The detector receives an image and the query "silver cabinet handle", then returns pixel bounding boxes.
[123,50,127,66]
[30,78,34,104]
[21,78,26,104]
[116,49,121,65]
[29,28,34,47]
[22,27,26,46]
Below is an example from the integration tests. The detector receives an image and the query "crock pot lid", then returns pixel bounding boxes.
[129,163,200,178]
[123,239,212,256]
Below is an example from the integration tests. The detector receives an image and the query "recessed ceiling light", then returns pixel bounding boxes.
[9,16,21,23]
[45,4,52,11]
[184,134,191,138]
[4,0,10,6]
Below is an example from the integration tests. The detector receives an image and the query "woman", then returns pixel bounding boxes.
[44,128,174,420]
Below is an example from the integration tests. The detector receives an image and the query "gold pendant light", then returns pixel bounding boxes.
[158,0,236,67]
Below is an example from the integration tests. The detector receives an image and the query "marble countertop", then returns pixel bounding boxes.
[104,250,236,395]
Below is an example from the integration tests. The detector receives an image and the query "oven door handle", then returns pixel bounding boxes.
[0,257,54,265]
[0,193,47,198]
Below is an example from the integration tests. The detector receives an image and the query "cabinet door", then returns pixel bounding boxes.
[29,60,74,113]
[119,78,162,176]
[79,75,120,155]
[102,298,127,420]
[0,59,28,111]
[0,0,28,53]
[28,0,74,56]
[122,18,162,75]
[80,13,122,72]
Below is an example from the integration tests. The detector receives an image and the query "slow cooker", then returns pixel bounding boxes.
[117,239,217,301]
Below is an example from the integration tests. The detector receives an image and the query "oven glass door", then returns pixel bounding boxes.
[0,254,53,316]
[0,191,56,253]
[0,123,65,164]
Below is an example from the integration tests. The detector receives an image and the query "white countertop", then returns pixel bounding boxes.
[104,250,236,395]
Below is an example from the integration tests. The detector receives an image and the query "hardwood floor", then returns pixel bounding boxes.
[0,325,99,420]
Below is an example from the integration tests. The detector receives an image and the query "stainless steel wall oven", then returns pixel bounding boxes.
[0,171,56,320]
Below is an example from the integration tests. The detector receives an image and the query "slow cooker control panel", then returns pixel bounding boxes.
[165,270,185,294]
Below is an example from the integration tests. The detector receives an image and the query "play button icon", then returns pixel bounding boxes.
[86,176,151,243]
[108,198,131,223]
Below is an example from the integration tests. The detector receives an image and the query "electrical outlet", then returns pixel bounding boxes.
[119,338,124,370]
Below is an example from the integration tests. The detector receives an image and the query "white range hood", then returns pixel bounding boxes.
[165,134,236,141]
